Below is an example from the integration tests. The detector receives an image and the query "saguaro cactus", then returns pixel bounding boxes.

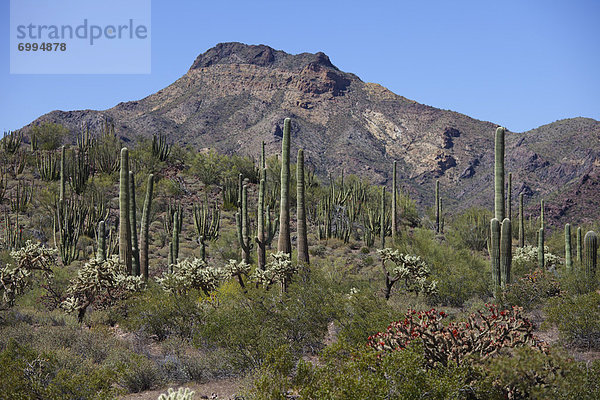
[507,172,512,221]
[500,218,511,288]
[129,171,140,276]
[518,193,524,247]
[577,226,582,264]
[256,177,266,269]
[495,127,505,221]
[392,161,398,240]
[140,174,154,280]
[538,228,544,270]
[60,145,66,203]
[237,185,251,264]
[277,118,292,255]
[297,149,309,265]
[565,223,572,272]
[380,186,387,248]
[171,210,181,265]
[490,218,501,295]
[540,199,545,229]
[119,148,132,274]
[435,180,440,234]
[584,231,597,281]
[97,220,106,262]
[494,127,505,221]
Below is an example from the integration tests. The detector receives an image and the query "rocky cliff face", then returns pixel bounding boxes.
[19,42,600,226]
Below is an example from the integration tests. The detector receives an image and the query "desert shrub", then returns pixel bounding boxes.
[447,207,493,252]
[377,248,437,299]
[158,387,196,400]
[402,228,490,306]
[545,291,600,349]
[120,285,204,341]
[30,122,68,150]
[500,269,561,310]
[190,150,230,185]
[110,351,161,393]
[0,339,118,399]
[368,305,546,368]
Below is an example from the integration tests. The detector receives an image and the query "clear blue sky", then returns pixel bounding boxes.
[1,0,599,133]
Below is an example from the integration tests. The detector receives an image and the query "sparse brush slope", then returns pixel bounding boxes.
[18,42,600,225]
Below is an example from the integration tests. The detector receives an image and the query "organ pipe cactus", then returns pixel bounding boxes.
[494,127,505,221]
[129,171,140,276]
[193,198,220,261]
[60,145,66,203]
[500,218,511,288]
[277,118,292,255]
[584,231,597,281]
[577,226,582,264]
[297,149,309,266]
[119,148,132,274]
[139,174,154,280]
[565,223,572,272]
[36,151,60,181]
[152,133,171,162]
[490,218,500,295]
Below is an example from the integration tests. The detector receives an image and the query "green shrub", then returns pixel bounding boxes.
[546,291,600,348]
[30,122,68,150]
[447,207,492,252]
[500,269,561,310]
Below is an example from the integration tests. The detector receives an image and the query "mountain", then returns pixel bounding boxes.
[18,42,600,226]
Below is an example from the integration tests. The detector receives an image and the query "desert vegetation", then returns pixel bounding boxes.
[0,119,599,399]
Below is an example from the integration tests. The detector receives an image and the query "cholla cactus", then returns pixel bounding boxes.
[157,387,195,400]
[367,305,546,368]
[156,258,224,296]
[0,241,57,307]
[513,245,560,270]
[251,251,297,291]
[61,255,144,322]
[377,248,438,300]
[222,259,251,289]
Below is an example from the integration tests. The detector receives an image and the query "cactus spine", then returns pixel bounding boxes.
[577,226,582,264]
[565,223,572,272]
[97,220,106,261]
[140,174,154,280]
[500,218,511,288]
[494,127,505,221]
[236,185,251,264]
[518,193,524,247]
[129,171,140,276]
[119,148,132,274]
[490,218,501,295]
[584,231,597,281]
[538,228,545,270]
[277,118,292,255]
[297,149,309,265]
[392,161,398,240]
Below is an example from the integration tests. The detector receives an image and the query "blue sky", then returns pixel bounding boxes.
[1,0,598,133]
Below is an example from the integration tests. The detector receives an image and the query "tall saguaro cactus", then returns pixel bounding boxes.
[495,127,505,221]
[435,180,440,234]
[392,161,398,240]
[490,218,501,295]
[538,228,545,270]
[237,185,251,264]
[507,172,512,221]
[140,174,154,280]
[500,218,511,288]
[584,231,597,281]
[277,118,292,255]
[60,145,66,203]
[565,223,572,272]
[119,148,132,274]
[97,220,106,262]
[380,186,386,249]
[518,193,525,247]
[577,227,583,264]
[540,199,545,230]
[297,149,309,265]
[256,177,266,269]
[129,171,140,276]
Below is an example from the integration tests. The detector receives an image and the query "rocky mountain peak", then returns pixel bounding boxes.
[189,42,337,72]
